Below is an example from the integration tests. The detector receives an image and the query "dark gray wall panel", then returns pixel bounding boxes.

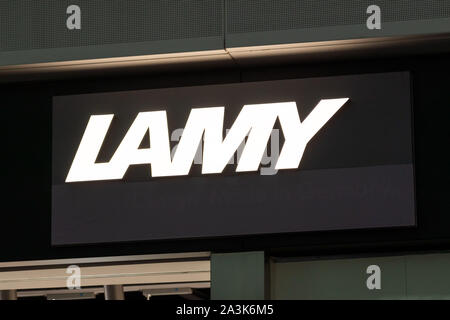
[0,0,224,66]
[2,1,450,68]
[226,0,450,47]
[271,253,450,299]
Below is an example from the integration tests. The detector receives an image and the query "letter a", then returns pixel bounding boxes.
[367,5,381,30]
[66,5,81,30]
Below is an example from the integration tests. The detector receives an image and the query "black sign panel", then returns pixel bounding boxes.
[52,72,415,245]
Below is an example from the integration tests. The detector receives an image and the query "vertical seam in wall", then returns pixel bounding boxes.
[404,256,408,299]
[222,0,242,79]
[264,252,269,300]
[223,0,227,51]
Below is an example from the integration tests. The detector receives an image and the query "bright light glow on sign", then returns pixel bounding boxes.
[65,98,349,182]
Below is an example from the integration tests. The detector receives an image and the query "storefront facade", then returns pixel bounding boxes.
[1,1,450,300]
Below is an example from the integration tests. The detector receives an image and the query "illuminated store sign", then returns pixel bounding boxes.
[52,72,415,245]
[66,99,348,182]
